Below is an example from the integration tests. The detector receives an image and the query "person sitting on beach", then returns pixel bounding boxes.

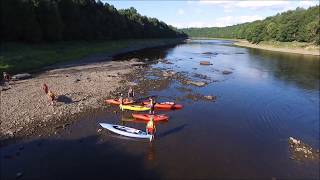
[42,83,48,94]
[47,90,56,105]
[3,72,11,82]
[127,87,135,101]
[149,97,156,115]
[146,115,156,135]
[2,72,11,88]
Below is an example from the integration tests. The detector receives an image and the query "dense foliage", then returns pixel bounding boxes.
[182,6,320,45]
[1,0,186,43]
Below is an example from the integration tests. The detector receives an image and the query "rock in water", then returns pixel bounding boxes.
[12,73,31,80]
[202,52,218,55]
[204,95,216,101]
[222,70,232,75]
[200,61,212,65]
[16,172,23,179]
[186,81,207,87]
[163,71,176,77]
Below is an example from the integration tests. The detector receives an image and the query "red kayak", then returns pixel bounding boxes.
[143,101,183,110]
[132,114,169,122]
[105,98,134,105]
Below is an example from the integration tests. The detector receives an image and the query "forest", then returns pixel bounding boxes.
[1,0,187,43]
[182,6,319,45]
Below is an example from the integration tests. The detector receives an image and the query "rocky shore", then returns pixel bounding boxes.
[0,58,149,143]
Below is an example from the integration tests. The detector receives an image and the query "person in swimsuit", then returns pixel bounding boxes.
[146,115,156,135]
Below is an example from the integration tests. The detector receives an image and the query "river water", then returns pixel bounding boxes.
[1,40,319,179]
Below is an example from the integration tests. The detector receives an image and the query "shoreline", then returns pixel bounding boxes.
[0,39,184,145]
[189,37,320,56]
[234,40,320,56]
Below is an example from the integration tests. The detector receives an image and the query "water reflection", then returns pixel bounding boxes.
[247,48,319,90]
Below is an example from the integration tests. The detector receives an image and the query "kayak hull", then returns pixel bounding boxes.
[105,99,134,105]
[132,114,169,121]
[120,104,150,111]
[99,123,152,140]
[143,101,183,110]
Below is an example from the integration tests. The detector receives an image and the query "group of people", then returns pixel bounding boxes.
[119,87,156,136]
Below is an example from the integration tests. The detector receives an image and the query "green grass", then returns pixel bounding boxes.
[0,38,182,74]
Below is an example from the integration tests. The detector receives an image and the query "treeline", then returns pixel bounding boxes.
[1,0,187,43]
[182,6,319,44]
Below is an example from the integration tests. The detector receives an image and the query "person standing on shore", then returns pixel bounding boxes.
[149,97,156,115]
[42,83,55,105]
[127,87,135,101]
[43,83,48,94]
[47,90,56,105]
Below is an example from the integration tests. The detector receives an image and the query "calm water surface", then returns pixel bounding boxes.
[1,40,319,179]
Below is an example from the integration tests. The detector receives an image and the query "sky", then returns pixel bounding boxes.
[103,1,319,28]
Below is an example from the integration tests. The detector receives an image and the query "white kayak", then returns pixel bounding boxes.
[99,123,153,141]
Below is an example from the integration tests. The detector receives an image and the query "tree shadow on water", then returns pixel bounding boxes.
[1,135,161,180]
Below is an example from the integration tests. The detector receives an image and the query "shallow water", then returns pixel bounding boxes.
[1,40,319,179]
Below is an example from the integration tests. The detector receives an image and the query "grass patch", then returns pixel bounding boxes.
[0,38,182,74]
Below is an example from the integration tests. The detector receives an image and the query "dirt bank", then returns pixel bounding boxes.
[234,40,320,56]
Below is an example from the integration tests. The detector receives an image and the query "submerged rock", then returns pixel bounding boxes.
[193,73,209,80]
[186,81,207,87]
[200,61,212,65]
[16,172,23,179]
[222,70,232,75]
[202,52,218,55]
[162,71,176,77]
[204,95,217,101]
[12,73,31,80]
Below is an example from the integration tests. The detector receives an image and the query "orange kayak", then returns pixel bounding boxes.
[105,98,134,105]
[132,114,169,122]
[143,101,183,110]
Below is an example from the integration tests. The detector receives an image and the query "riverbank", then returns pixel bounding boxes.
[0,38,185,143]
[0,38,185,74]
[233,40,320,56]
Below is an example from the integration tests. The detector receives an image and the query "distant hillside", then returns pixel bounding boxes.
[0,0,187,43]
[182,6,319,45]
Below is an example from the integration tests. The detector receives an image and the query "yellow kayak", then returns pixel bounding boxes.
[119,104,150,111]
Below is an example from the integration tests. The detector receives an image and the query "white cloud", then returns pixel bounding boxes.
[198,0,294,12]
[177,9,185,15]
[168,15,263,28]
[235,1,290,9]
[213,15,264,27]
[298,1,319,8]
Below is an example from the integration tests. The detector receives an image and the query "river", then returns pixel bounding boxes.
[1,39,319,179]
